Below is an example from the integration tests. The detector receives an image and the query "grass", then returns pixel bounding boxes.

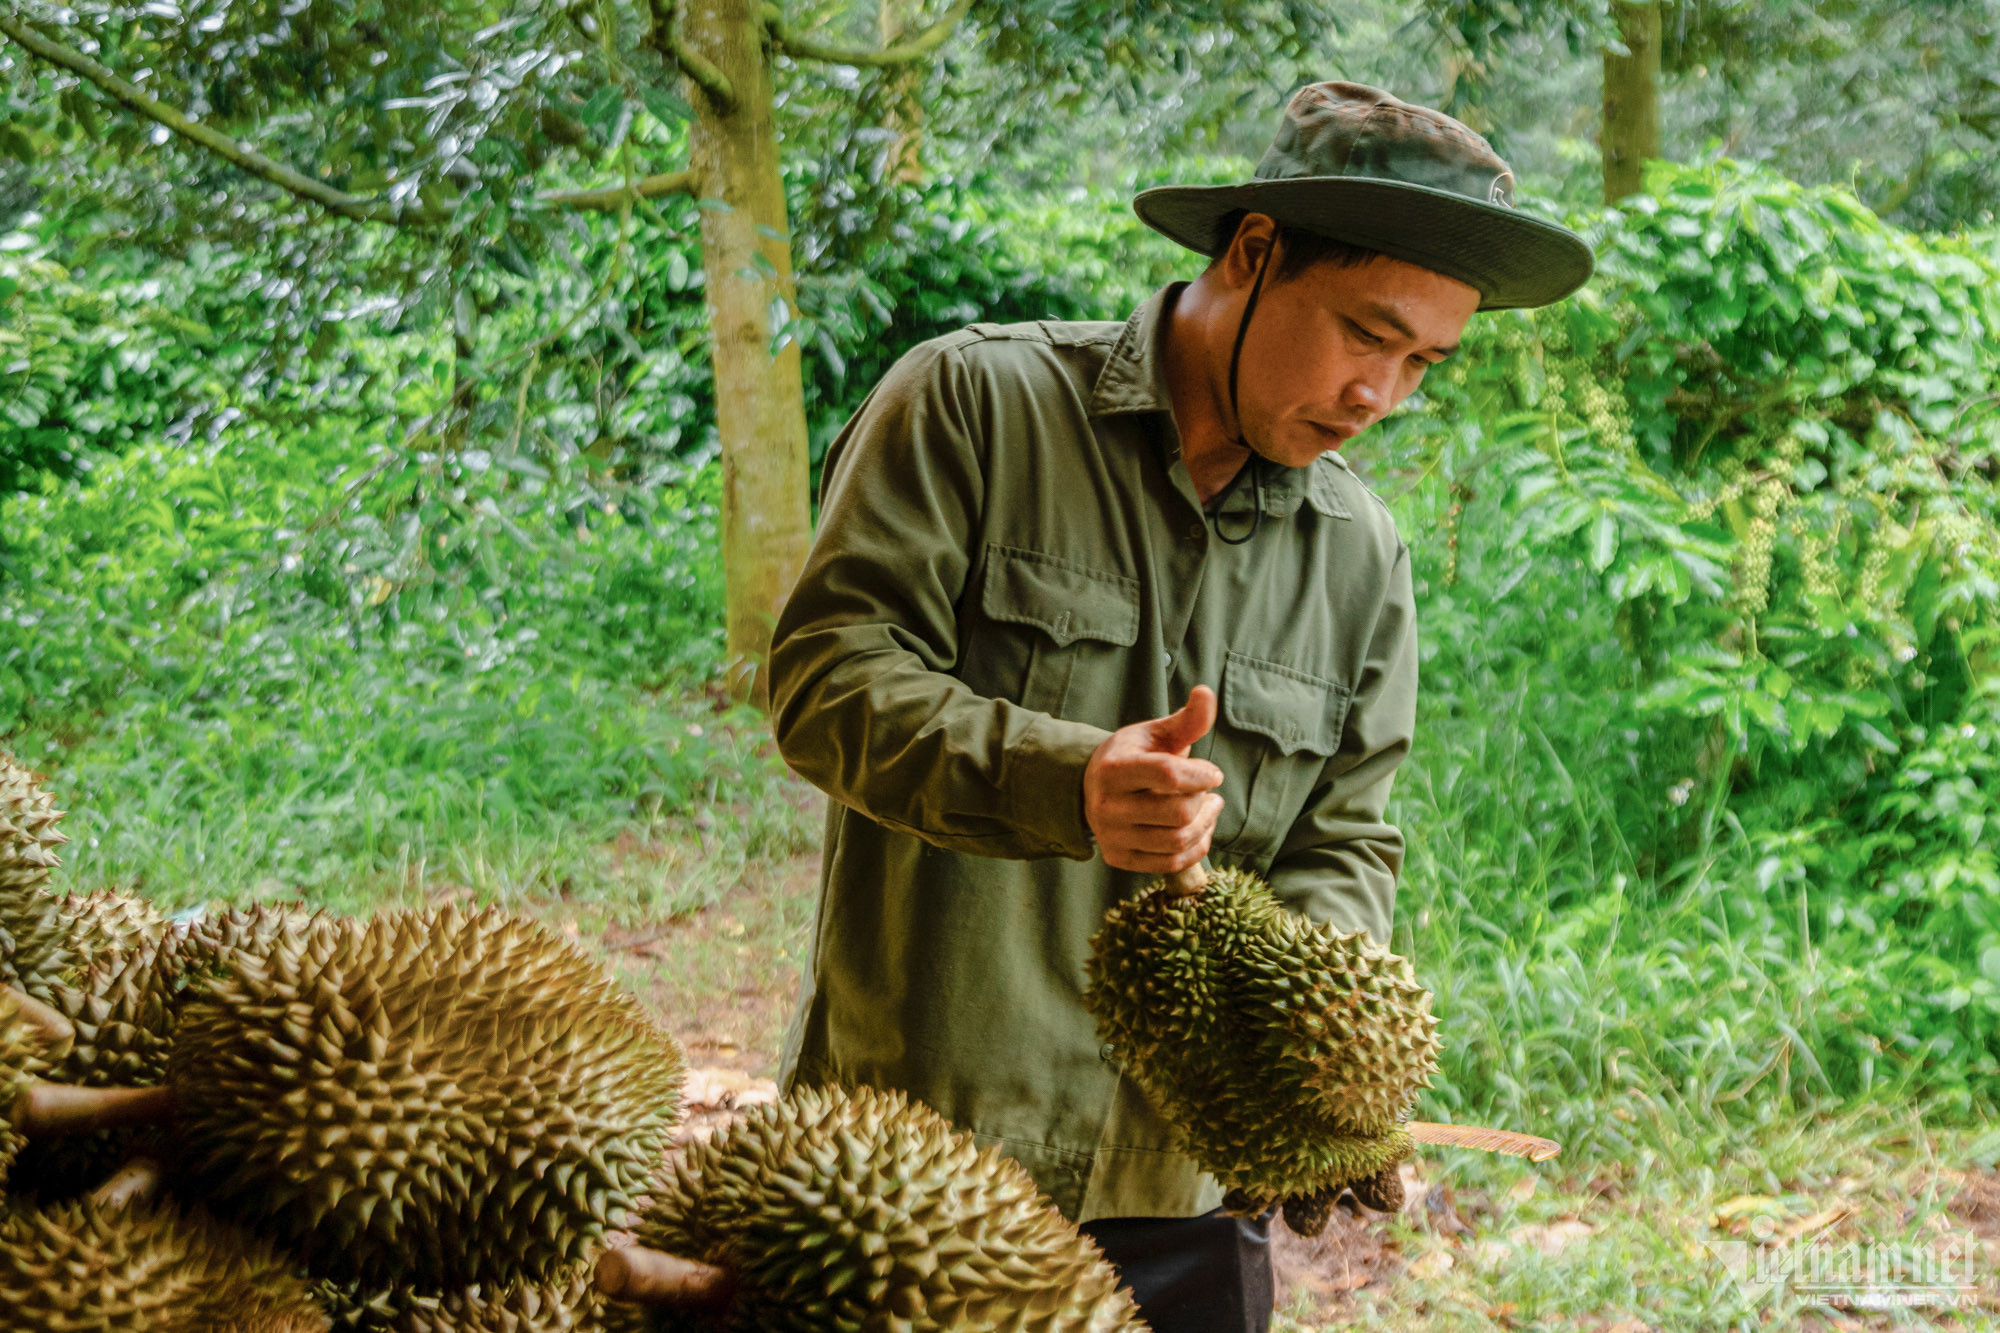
[13,687,815,920]
[1271,1103,1999,1331]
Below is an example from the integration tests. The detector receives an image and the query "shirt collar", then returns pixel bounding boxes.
[1087,283,1179,418]
[1087,283,1349,523]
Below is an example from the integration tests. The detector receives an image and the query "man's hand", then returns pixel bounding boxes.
[1084,686,1225,874]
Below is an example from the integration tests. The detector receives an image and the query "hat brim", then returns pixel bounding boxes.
[1134,177,1594,311]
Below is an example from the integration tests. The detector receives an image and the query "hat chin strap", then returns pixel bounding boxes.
[1215,243,1273,547]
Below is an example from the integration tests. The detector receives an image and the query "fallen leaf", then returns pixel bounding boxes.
[1775,1205,1853,1244]
[1506,1219,1595,1257]
[1407,1248,1455,1279]
[1712,1193,1779,1220]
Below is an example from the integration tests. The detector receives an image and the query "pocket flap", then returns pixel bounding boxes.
[1222,651,1351,756]
[981,545,1141,648]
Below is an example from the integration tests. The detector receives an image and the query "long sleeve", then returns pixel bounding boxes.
[1265,540,1419,947]
[767,337,1110,860]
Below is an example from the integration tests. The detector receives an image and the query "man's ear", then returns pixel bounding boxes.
[1221,213,1279,289]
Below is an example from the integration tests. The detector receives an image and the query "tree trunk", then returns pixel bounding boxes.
[683,0,813,707]
[879,0,926,184]
[1602,0,1661,203]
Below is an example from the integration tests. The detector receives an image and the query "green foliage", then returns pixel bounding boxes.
[428,165,1116,487]
[1381,158,2000,1124]
[0,408,794,912]
[0,159,1122,910]
[0,232,220,495]
[791,173,1120,465]
[1425,0,2000,231]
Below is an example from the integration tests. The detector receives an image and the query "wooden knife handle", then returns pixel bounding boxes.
[14,1083,174,1137]
[595,1245,734,1308]
[1405,1121,1561,1161]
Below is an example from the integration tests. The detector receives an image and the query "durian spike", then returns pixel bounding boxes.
[89,1156,164,1209]
[594,1245,734,1308]
[1164,860,1209,897]
[3,984,74,1051]
[13,1082,174,1136]
[1406,1121,1560,1161]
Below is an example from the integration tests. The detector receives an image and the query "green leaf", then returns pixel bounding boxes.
[581,85,624,132]
[1589,509,1619,572]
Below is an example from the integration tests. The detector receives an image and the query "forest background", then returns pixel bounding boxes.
[2,0,1999,1326]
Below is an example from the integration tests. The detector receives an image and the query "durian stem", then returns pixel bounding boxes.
[4,984,75,1049]
[595,1245,734,1308]
[90,1156,164,1208]
[14,1082,174,1136]
[1165,861,1209,896]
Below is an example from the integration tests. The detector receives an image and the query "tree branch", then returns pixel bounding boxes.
[762,0,973,67]
[0,13,440,224]
[540,168,701,210]
[646,0,736,109]
[0,14,700,221]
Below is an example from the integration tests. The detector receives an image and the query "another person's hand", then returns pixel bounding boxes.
[1083,686,1225,874]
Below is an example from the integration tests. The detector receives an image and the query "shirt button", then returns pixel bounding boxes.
[1187,522,1204,540]
[1099,1043,1118,1063]
[1161,651,1173,669]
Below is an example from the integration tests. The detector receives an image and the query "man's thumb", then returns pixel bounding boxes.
[1149,685,1218,755]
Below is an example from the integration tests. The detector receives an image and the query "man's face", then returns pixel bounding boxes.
[1236,248,1481,467]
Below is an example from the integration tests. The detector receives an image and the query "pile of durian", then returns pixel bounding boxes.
[0,752,1148,1332]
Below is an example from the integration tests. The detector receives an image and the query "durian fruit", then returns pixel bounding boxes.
[1,984,61,1192]
[0,751,72,995]
[605,1083,1148,1333]
[60,888,167,963]
[8,903,334,1201]
[169,905,685,1290]
[322,1263,606,1333]
[0,1194,331,1332]
[9,933,183,1198]
[1084,867,1441,1227]
[45,931,181,1086]
[171,901,329,994]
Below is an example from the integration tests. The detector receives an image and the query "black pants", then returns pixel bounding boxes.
[1080,1206,1276,1333]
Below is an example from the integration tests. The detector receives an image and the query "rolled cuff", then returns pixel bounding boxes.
[1006,712,1111,860]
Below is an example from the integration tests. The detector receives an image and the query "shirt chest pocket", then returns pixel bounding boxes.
[967,544,1140,727]
[1210,650,1355,858]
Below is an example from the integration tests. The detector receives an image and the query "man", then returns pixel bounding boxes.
[767,81,1593,1332]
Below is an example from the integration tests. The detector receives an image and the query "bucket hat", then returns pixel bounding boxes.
[1134,81,1594,311]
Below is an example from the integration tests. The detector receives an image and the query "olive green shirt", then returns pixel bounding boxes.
[770,282,1418,1224]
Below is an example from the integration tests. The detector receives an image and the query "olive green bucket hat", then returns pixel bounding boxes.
[1135,80,1595,311]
